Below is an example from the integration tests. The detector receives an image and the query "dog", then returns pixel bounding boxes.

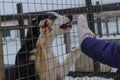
[15,24,39,80]
[15,13,57,80]
[30,12,82,80]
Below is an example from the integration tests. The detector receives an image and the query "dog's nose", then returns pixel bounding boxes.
[67,15,73,21]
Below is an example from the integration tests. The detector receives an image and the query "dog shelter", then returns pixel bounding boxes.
[0,0,120,80]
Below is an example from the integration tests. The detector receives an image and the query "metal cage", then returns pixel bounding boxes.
[0,0,120,80]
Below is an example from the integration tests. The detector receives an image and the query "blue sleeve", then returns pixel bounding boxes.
[81,37,120,68]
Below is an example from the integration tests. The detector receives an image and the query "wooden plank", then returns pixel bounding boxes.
[0,25,29,30]
[0,16,5,80]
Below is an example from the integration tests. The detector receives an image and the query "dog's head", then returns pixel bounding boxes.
[32,12,73,36]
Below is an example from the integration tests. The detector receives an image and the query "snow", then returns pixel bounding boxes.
[65,76,113,80]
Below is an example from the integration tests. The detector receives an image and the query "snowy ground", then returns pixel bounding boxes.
[2,26,117,80]
[65,77,113,80]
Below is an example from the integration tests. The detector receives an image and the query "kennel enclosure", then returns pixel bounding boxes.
[0,0,120,80]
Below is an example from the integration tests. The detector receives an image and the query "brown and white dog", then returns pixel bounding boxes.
[30,12,81,80]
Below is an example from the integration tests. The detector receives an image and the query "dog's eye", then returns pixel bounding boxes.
[49,15,57,20]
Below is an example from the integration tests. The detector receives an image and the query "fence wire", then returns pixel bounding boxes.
[0,0,120,80]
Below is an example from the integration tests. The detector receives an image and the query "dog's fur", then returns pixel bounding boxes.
[15,13,57,80]
[15,26,39,80]
[30,12,82,80]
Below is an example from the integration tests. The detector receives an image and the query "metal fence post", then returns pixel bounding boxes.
[0,16,5,80]
[97,18,102,37]
[85,0,100,72]
[116,16,119,35]
[64,32,71,53]
[105,19,109,36]
[17,3,25,47]
[96,1,102,37]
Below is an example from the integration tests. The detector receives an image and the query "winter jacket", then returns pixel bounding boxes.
[81,37,120,68]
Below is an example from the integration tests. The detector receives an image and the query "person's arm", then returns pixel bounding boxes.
[81,37,120,68]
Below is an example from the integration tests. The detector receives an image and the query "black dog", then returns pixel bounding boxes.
[15,13,57,80]
[15,24,39,80]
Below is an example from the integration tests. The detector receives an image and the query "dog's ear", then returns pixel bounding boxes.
[31,18,39,26]
[31,15,46,26]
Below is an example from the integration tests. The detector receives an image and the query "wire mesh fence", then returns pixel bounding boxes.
[0,0,120,80]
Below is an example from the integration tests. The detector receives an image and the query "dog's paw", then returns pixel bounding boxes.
[29,54,36,61]
[29,49,36,61]
[30,49,36,54]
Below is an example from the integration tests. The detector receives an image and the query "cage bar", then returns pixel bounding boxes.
[0,16,5,80]
[17,3,25,47]
[1,3,120,22]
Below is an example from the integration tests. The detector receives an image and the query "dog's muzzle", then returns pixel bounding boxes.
[60,22,72,30]
[60,15,73,30]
